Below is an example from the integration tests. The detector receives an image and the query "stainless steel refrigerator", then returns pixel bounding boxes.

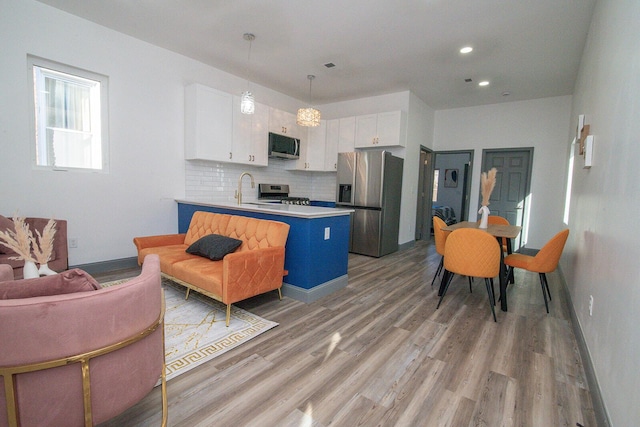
[336,151,403,257]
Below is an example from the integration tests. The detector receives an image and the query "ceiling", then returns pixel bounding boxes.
[36,0,596,110]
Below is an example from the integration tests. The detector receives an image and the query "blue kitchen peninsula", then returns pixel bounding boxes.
[176,200,353,303]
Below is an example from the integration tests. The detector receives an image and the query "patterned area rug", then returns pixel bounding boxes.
[102,277,278,381]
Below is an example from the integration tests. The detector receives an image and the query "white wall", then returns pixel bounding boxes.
[0,0,432,265]
[433,96,573,248]
[309,91,436,246]
[563,0,640,424]
[400,93,435,244]
[0,0,304,265]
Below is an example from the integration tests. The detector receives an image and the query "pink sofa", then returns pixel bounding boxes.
[0,255,167,427]
[0,216,68,279]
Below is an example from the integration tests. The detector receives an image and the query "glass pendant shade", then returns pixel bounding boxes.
[240,90,255,114]
[296,107,321,127]
[297,75,321,127]
[241,33,256,115]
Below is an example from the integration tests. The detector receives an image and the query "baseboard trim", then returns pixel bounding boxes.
[70,256,139,276]
[398,240,415,252]
[282,275,348,304]
[558,266,611,427]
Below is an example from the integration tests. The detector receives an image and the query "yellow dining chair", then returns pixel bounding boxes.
[483,215,510,253]
[503,229,569,313]
[431,216,473,292]
[430,216,449,287]
[436,228,501,322]
[431,217,473,292]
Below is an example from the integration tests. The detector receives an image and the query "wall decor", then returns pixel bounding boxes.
[444,168,459,188]
[576,114,585,142]
[584,135,593,168]
[579,124,590,156]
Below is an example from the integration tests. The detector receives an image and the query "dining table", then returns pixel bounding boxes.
[441,221,522,312]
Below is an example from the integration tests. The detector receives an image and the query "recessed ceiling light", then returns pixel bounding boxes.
[324,62,336,68]
[478,81,490,87]
[460,46,473,54]
[502,91,511,96]
[464,78,473,83]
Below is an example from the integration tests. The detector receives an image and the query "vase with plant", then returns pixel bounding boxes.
[33,219,58,275]
[0,216,57,278]
[478,168,497,229]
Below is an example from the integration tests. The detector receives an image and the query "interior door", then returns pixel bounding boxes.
[433,150,474,224]
[482,148,533,250]
[415,148,434,240]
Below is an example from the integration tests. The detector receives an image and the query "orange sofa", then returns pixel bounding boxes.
[133,211,290,326]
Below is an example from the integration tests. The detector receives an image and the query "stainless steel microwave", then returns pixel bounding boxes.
[268,132,300,159]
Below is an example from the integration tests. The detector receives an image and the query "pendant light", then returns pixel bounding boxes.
[240,33,255,115]
[297,75,321,127]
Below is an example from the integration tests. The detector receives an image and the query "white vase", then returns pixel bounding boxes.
[23,260,40,279]
[478,205,490,229]
[38,263,58,276]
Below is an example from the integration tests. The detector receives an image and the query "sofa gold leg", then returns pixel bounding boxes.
[184,288,190,300]
[226,304,231,327]
[278,288,282,300]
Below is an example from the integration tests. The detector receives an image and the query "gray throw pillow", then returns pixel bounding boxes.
[185,234,242,261]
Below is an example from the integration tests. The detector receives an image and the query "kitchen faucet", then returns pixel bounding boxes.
[235,172,255,205]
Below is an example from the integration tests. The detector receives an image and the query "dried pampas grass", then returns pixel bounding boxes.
[33,219,57,264]
[0,216,57,264]
[480,168,497,206]
[0,216,36,262]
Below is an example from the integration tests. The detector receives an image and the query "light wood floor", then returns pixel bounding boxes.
[98,240,597,427]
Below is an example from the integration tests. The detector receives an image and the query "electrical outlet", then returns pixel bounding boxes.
[324,227,330,240]
[589,295,594,316]
[69,238,78,248]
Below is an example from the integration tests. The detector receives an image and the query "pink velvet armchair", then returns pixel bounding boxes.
[0,255,167,427]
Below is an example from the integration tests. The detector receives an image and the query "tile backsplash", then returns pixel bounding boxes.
[185,159,337,202]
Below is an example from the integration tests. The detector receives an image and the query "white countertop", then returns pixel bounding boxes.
[177,199,353,219]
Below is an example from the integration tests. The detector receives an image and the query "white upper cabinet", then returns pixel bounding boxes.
[354,110,407,148]
[287,120,339,172]
[287,120,329,171]
[337,116,356,153]
[232,96,269,166]
[325,119,340,170]
[184,84,233,162]
[354,114,378,148]
[269,107,302,139]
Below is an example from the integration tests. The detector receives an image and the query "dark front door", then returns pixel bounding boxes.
[482,148,533,250]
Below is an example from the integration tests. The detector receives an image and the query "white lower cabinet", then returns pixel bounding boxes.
[184,84,233,162]
[232,97,269,166]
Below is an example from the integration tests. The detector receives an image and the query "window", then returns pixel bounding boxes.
[29,56,109,171]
